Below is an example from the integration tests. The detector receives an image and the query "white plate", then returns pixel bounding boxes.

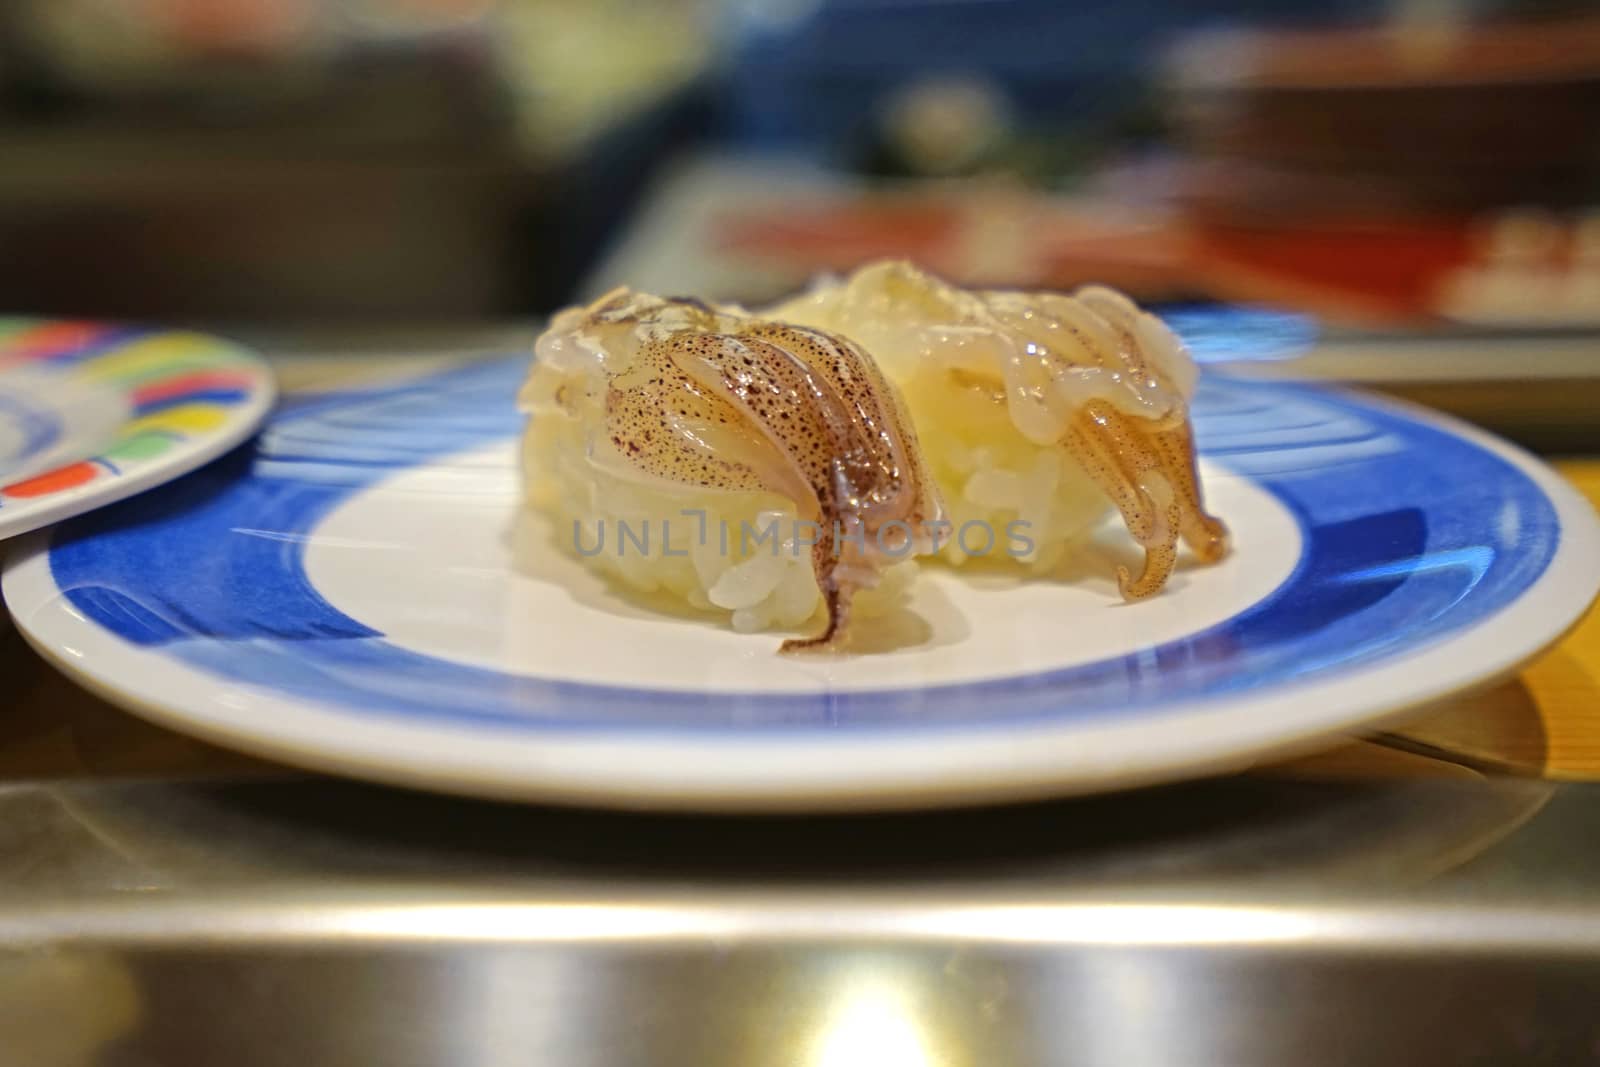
[5,357,1597,810]
[0,320,275,540]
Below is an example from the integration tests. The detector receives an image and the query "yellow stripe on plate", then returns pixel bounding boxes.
[122,404,231,437]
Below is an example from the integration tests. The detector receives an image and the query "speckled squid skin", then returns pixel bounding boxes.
[527,288,944,652]
[769,260,1230,600]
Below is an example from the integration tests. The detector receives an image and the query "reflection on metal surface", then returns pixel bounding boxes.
[325,902,750,943]
[915,903,1324,947]
[0,950,140,1067]
[6,896,1600,954]
[25,771,1552,896]
[809,966,936,1067]
[0,904,1594,1065]
[0,780,1598,1063]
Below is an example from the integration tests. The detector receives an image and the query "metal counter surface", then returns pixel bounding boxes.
[1,774,1599,1065]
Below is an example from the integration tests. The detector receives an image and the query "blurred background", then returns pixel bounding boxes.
[0,0,1597,333]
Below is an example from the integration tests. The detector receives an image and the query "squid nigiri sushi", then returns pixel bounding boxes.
[767,260,1228,599]
[520,287,945,652]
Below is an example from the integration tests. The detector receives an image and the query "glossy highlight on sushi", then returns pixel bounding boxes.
[769,260,1230,599]
[521,287,944,652]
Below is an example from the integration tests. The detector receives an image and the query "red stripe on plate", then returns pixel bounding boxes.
[2,462,100,498]
[132,369,256,405]
[0,321,110,363]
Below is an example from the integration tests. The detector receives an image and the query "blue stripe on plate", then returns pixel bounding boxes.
[133,387,253,414]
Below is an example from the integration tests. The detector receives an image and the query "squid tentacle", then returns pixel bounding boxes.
[1065,402,1181,599]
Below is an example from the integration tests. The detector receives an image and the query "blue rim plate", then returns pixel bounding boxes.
[4,356,1597,810]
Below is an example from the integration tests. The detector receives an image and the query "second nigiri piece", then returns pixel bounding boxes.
[769,260,1228,599]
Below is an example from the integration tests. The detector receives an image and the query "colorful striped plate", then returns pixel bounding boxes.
[0,320,275,540]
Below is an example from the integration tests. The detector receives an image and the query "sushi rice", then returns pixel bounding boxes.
[522,408,913,635]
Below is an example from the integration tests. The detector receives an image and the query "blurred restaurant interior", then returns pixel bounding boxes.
[6,0,1599,434]
[4,0,1596,455]
[1,0,1595,319]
